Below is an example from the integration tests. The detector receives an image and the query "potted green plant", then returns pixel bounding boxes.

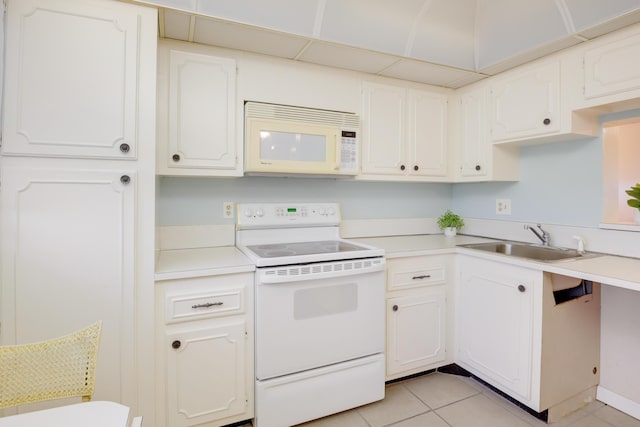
[437,209,465,237]
[626,183,640,224]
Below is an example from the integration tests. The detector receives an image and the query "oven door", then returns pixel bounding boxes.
[255,265,385,380]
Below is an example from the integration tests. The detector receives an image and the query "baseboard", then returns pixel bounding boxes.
[597,386,640,420]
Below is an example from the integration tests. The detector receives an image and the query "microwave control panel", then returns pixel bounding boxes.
[340,130,358,172]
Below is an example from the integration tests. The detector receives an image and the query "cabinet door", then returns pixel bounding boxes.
[361,82,405,175]
[166,320,247,427]
[408,90,448,176]
[163,50,238,173]
[387,289,446,376]
[2,0,151,159]
[0,165,136,404]
[458,88,488,178]
[490,62,560,142]
[584,32,640,99]
[457,257,538,401]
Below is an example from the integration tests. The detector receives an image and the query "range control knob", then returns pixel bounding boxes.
[255,209,264,217]
[327,207,336,216]
[243,208,254,218]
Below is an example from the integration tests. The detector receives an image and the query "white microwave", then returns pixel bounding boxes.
[244,102,360,176]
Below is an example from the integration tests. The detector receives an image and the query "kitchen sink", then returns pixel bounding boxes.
[458,241,602,262]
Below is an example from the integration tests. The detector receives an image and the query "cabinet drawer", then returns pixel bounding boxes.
[165,287,244,324]
[387,255,448,291]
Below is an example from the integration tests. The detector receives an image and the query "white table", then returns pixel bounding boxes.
[0,401,130,426]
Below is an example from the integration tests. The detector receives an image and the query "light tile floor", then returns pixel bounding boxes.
[273,372,640,427]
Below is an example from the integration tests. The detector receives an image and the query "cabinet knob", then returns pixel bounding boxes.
[518,284,526,293]
[392,305,399,312]
[400,165,406,171]
[120,175,131,185]
[413,165,419,171]
[543,118,551,126]
[119,143,130,153]
[171,340,181,349]
[475,164,482,171]
[172,154,181,162]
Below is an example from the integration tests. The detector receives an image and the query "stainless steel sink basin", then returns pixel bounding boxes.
[458,242,601,262]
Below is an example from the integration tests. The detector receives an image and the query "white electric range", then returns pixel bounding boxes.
[236,202,386,427]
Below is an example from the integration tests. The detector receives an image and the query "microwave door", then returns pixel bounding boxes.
[246,118,340,174]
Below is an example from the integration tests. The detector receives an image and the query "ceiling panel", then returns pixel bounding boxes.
[475,0,568,70]
[565,0,640,33]
[195,0,320,37]
[298,42,399,74]
[319,0,426,57]
[193,17,309,59]
[146,0,640,89]
[409,0,476,70]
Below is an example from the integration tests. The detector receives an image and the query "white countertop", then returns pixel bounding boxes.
[155,246,254,281]
[154,235,640,292]
[356,234,640,292]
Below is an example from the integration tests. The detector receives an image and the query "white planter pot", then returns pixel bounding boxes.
[444,227,457,237]
[635,209,640,225]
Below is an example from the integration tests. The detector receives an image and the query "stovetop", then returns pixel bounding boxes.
[246,240,371,258]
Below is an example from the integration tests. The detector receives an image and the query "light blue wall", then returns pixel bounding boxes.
[157,176,453,225]
[156,109,640,227]
[452,109,640,227]
[452,137,603,227]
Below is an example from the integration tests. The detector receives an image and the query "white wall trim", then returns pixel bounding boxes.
[597,386,640,420]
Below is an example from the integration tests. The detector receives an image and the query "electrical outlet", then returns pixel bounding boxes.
[496,199,512,215]
[223,202,234,219]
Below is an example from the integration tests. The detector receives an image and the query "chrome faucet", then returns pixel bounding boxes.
[524,224,550,246]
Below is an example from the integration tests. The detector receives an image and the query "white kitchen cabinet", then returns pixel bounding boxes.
[157,41,240,176]
[0,0,157,421]
[156,274,254,427]
[360,82,448,181]
[0,163,138,405]
[2,0,146,159]
[457,256,539,402]
[489,58,598,145]
[456,87,489,179]
[490,61,561,142]
[385,255,451,380]
[583,29,640,102]
[456,255,601,420]
[451,85,519,182]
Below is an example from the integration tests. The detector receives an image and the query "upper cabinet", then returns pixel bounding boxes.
[360,82,449,181]
[2,0,147,159]
[488,59,598,145]
[157,41,240,176]
[582,27,640,106]
[490,62,561,142]
[451,85,519,182]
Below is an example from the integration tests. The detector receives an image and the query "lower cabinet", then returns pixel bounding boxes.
[156,273,254,427]
[457,256,539,402]
[457,255,601,420]
[385,255,451,380]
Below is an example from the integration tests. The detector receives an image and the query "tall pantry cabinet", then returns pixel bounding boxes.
[0,0,157,421]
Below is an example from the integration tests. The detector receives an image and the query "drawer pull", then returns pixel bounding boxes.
[192,302,223,309]
[412,275,431,280]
